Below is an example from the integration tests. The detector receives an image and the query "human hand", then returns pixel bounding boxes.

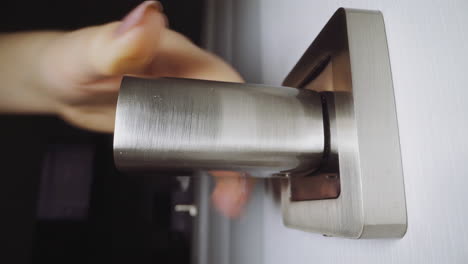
[39,1,237,132]
[33,1,255,217]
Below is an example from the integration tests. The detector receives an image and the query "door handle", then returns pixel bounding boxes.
[114,77,325,178]
[113,8,407,239]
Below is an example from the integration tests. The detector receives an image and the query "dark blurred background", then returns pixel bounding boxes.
[0,1,203,263]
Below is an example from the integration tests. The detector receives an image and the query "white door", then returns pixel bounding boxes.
[195,0,468,263]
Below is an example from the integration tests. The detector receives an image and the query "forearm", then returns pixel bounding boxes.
[0,31,63,114]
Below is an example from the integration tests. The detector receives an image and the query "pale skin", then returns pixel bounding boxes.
[0,1,254,218]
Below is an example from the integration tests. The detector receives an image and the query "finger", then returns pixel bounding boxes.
[46,1,167,85]
[149,30,243,83]
[210,171,256,218]
[60,103,117,133]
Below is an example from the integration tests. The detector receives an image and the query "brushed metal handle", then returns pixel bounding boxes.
[114,77,325,178]
[112,7,408,240]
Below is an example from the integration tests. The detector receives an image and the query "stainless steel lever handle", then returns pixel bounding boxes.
[113,7,408,240]
[114,77,325,178]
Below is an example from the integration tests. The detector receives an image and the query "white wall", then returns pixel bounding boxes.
[200,0,468,263]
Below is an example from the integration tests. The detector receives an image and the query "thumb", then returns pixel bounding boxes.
[49,1,167,83]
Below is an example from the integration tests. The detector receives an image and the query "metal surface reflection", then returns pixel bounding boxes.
[114,77,325,178]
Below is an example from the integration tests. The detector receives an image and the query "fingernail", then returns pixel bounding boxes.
[115,1,162,36]
[153,1,163,12]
